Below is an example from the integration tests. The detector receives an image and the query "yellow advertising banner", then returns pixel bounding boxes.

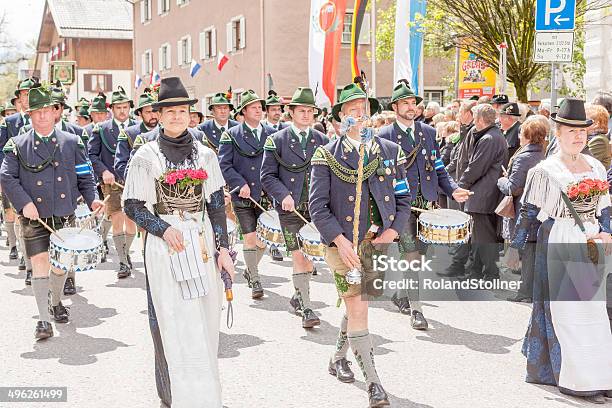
[458,49,497,99]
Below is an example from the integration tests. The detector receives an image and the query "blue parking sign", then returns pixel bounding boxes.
[535,0,576,31]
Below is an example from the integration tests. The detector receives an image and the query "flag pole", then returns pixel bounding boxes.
[371,0,376,97]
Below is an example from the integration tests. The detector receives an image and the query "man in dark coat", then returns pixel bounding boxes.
[88,86,137,279]
[459,104,508,279]
[218,90,277,299]
[197,92,239,153]
[377,80,470,330]
[261,87,328,328]
[0,86,103,339]
[441,100,478,277]
[499,102,521,164]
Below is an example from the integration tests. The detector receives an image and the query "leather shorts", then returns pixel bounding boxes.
[100,183,123,215]
[20,215,75,257]
[278,209,310,252]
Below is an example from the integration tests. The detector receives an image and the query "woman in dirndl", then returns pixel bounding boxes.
[123,77,234,408]
[506,98,612,404]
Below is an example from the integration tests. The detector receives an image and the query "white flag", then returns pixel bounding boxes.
[393,1,413,85]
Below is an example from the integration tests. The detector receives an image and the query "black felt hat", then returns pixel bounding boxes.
[500,102,521,117]
[152,77,198,109]
[551,98,593,128]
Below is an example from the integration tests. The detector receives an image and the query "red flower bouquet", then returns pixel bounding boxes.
[161,169,208,189]
[567,178,609,200]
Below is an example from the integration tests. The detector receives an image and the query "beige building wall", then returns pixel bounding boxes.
[133,0,450,110]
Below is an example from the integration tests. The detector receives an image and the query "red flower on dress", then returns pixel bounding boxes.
[161,168,208,187]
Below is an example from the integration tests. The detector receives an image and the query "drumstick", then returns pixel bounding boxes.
[37,218,65,242]
[292,208,318,232]
[78,196,110,233]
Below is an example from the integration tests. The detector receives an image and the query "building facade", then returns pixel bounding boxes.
[133,0,452,111]
[34,0,134,107]
[585,3,612,100]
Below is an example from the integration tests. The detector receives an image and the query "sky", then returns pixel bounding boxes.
[0,0,45,56]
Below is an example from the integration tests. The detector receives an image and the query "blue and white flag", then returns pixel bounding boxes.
[190,59,202,78]
[134,75,143,89]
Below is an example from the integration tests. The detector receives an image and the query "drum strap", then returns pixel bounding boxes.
[272,149,311,173]
[15,143,58,173]
[99,127,117,155]
[225,132,263,158]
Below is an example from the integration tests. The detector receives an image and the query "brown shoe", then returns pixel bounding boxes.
[302,308,320,328]
[251,281,264,299]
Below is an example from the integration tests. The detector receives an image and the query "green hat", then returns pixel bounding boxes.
[90,93,109,113]
[387,79,423,109]
[265,90,284,111]
[110,86,133,108]
[288,87,319,111]
[135,90,157,115]
[77,104,91,118]
[0,101,14,116]
[208,91,234,111]
[50,82,71,111]
[27,86,55,112]
[74,97,90,110]
[190,105,204,119]
[332,83,380,122]
[237,90,265,113]
[15,77,38,97]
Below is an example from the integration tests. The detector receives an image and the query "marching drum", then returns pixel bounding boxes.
[298,224,326,262]
[417,209,472,245]
[256,210,286,252]
[74,203,96,231]
[49,228,104,272]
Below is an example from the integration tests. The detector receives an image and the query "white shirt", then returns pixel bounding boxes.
[396,120,415,135]
[55,121,63,131]
[114,118,129,129]
[214,120,229,131]
[345,134,373,152]
[291,124,309,141]
[244,122,263,140]
[35,130,54,140]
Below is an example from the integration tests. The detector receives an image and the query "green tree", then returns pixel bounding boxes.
[375,0,608,102]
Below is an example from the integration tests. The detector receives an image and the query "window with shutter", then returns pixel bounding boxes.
[140,0,145,23]
[226,22,232,53]
[199,31,206,60]
[158,47,163,71]
[186,36,192,62]
[157,0,162,15]
[211,28,217,57]
[146,0,152,20]
[341,11,370,44]
[239,17,245,49]
[177,40,182,66]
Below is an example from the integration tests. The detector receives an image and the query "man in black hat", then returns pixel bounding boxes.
[88,86,137,279]
[219,90,277,299]
[499,102,521,162]
[491,94,509,114]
